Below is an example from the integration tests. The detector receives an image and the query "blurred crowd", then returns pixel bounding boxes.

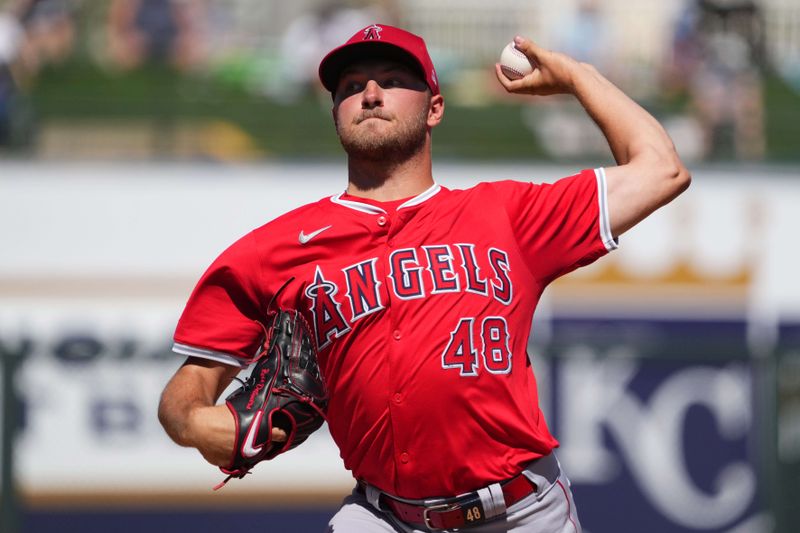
[0,0,77,146]
[664,0,766,160]
[0,0,791,161]
[530,0,767,162]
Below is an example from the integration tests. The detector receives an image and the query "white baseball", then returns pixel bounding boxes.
[499,42,534,80]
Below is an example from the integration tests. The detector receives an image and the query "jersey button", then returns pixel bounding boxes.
[393,329,401,340]
[377,215,388,227]
[393,392,403,404]
[400,452,410,464]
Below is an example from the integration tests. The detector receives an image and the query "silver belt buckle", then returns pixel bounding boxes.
[422,501,461,531]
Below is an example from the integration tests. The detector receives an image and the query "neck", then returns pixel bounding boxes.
[346,142,434,202]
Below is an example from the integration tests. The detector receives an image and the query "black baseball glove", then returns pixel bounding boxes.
[215,309,328,489]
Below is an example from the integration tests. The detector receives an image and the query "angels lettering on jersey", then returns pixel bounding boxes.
[304,242,512,350]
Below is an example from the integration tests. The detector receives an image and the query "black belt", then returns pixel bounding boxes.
[359,473,537,531]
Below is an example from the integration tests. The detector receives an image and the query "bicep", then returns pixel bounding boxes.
[604,161,689,238]
[163,357,242,407]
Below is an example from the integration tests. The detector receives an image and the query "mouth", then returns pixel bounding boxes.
[356,112,391,124]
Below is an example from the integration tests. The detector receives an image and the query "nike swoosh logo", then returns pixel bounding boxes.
[241,410,267,458]
[299,225,332,244]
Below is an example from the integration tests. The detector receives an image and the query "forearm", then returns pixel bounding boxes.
[164,406,235,468]
[158,359,238,465]
[569,62,679,168]
[496,37,690,237]
[158,379,215,447]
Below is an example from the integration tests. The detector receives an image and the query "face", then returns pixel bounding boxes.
[332,59,440,162]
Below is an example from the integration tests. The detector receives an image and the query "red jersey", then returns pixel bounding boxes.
[173,168,616,499]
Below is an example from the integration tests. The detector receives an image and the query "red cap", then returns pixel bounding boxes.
[318,24,439,95]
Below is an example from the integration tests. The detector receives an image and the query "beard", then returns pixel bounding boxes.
[335,105,429,163]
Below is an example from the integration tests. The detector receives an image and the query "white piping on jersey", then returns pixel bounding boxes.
[330,195,386,214]
[329,183,442,214]
[398,183,441,209]
[172,342,250,368]
[594,167,619,251]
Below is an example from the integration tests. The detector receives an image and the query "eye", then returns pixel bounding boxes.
[343,80,364,94]
[336,76,365,97]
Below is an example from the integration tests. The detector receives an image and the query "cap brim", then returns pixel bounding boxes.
[319,41,426,94]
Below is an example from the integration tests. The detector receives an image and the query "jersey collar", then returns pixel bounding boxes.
[330,183,442,214]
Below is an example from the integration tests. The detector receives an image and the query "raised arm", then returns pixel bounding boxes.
[495,36,691,237]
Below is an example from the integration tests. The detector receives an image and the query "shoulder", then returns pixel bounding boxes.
[443,171,600,212]
[467,170,601,196]
[250,195,334,236]
[216,196,334,260]
[434,180,542,211]
[450,180,542,204]
[450,179,537,196]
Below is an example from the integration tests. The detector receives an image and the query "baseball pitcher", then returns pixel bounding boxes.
[158,24,690,532]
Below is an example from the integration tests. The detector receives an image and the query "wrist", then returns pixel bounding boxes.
[566,60,596,94]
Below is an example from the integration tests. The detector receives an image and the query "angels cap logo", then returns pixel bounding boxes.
[318,24,441,96]
[362,24,382,41]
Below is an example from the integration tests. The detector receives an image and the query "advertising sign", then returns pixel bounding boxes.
[542,317,767,533]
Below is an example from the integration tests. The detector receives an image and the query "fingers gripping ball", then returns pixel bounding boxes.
[499,42,535,80]
[216,309,328,489]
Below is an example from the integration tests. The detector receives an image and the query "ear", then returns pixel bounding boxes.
[427,94,445,128]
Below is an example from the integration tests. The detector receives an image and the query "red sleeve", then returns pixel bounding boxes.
[172,231,267,367]
[492,168,617,285]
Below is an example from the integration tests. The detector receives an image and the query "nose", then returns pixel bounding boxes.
[361,79,383,108]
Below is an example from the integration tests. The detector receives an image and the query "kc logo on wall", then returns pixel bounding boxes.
[540,332,766,533]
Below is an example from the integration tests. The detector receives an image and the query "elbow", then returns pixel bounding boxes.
[157,392,190,446]
[157,395,177,441]
[650,148,690,202]
[667,159,691,199]
[157,395,170,433]
[637,141,691,201]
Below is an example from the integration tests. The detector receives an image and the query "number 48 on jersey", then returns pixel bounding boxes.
[441,316,512,376]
